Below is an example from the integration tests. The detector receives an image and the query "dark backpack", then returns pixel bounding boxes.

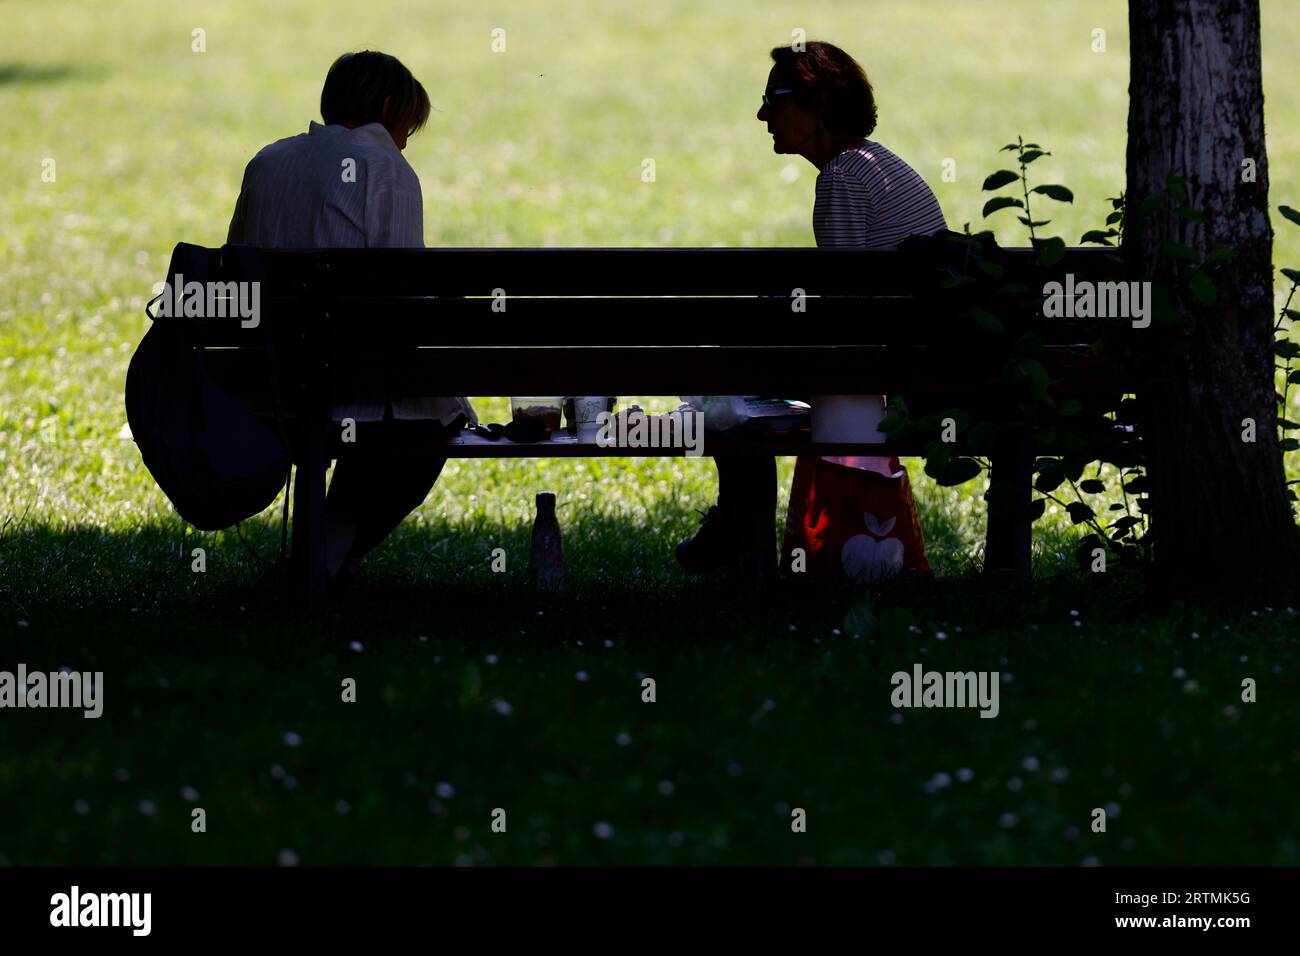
[125,243,291,531]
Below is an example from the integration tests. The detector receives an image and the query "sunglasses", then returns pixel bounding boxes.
[762,86,793,107]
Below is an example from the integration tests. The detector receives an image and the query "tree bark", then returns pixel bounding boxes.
[1126,0,1300,605]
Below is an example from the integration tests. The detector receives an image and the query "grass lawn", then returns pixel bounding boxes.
[1,0,1299,866]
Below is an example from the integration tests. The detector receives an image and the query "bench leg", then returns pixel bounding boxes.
[985,431,1033,580]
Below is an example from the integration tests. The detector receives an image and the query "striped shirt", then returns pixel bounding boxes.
[227,121,474,426]
[813,139,947,249]
[812,140,945,476]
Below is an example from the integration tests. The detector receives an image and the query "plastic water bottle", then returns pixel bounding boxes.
[530,492,564,593]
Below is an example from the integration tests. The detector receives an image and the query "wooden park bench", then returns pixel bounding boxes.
[179,244,1136,597]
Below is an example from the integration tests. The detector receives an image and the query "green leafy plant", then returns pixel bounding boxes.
[982,135,1073,265]
[883,137,1154,571]
[1275,204,1300,506]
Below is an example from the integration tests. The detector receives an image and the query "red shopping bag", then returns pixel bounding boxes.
[781,455,930,581]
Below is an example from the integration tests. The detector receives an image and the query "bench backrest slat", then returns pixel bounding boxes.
[246,246,1125,297]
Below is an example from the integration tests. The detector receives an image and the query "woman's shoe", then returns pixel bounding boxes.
[676,506,777,586]
[675,506,734,573]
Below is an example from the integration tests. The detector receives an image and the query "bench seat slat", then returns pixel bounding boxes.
[203,343,1129,398]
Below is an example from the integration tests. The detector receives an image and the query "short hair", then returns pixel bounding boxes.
[769,41,878,138]
[320,51,431,138]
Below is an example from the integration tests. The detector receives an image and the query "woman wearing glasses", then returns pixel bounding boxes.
[676,40,947,583]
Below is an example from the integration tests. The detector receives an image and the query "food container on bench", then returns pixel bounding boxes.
[510,396,564,438]
[564,396,616,439]
[809,394,888,443]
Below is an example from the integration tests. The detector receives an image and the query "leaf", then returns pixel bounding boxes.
[843,601,878,638]
[977,259,1005,280]
[970,306,1005,334]
[1000,143,1021,152]
[982,169,1021,191]
[1022,143,1042,150]
[1075,533,1103,561]
[1018,216,1052,228]
[1067,502,1095,524]
[1015,332,1044,355]
[1018,358,1050,392]
[1122,475,1150,493]
[1031,184,1074,203]
[1281,438,1300,452]
[1163,242,1201,262]
[1105,211,1124,225]
[1275,340,1300,358]
[1026,498,1047,523]
[1061,456,1088,483]
[1080,230,1116,246]
[1111,516,1142,531]
[1277,417,1300,431]
[880,606,916,641]
[933,457,984,487]
[1288,369,1300,384]
[982,196,1025,217]
[1108,503,1126,511]
[1188,270,1216,306]
[1279,205,1300,228]
[1035,466,1065,494]
[1019,149,1049,164]
[1079,479,1106,494]
[1282,268,1300,284]
[1284,310,1300,322]
[1036,236,1067,267]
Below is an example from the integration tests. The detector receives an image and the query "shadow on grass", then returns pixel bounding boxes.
[0,62,105,86]
[0,492,1103,621]
[1,503,1296,866]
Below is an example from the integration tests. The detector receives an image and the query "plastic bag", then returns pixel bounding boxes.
[679,395,751,432]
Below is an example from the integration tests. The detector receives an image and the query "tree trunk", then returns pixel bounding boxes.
[1126,0,1300,605]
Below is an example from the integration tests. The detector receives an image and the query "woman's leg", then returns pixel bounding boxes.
[715,454,777,553]
[677,455,778,576]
